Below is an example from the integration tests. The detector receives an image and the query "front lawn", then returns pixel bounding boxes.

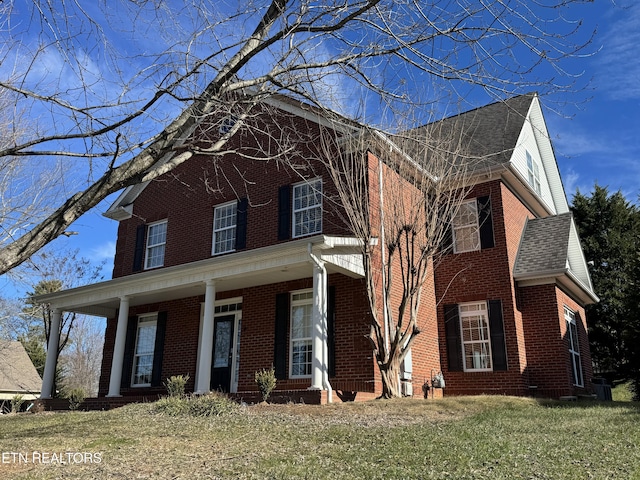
[1,395,639,479]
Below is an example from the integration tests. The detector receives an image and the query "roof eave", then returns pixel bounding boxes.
[514,268,599,306]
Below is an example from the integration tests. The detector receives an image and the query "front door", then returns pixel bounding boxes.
[210,315,235,392]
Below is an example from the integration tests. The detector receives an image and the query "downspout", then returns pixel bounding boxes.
[378,158,390,354]
[308,243,333,403]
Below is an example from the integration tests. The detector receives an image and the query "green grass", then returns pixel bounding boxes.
[612,381,634,402]
[1,396,639,479]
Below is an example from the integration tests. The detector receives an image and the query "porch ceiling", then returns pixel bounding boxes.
[34,235,365,318]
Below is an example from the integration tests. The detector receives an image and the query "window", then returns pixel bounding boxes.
[526,150,541,195]
[145,220,167,269]
[218,115,238,134]
[565,306,584,387]
[290,290,313,377]
[452,200,480,253]
[212,202,237,255]
[459,302,492,371]
[132,314,157,386]
[292,178,322,238]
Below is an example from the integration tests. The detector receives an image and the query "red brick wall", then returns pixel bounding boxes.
[98,274,378,398]
[434,180,533,396]
[112,107,350,279]
[519,284,593,397]
[365,152,442,397]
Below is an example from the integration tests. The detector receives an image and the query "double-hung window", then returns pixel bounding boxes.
[212,202,237,255]
[564,306,584,387]
[452,200,480,253]
[145,220,167,269]
[526,150,542,195]
[459,302,492,371]
[132,314,157,386]
[292,178,322,238]
[290,290,313,377]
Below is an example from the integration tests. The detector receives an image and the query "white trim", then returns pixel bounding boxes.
[144,220,167,270]
[34,235,365,316]
[212,201,237,256]
[131,313,158,387]
[292,178,323,238]
[564,306,584,387]
[459,301,493,372]
[289,289,314,379]
[452,199,480,254]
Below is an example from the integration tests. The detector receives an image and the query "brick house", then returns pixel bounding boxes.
[35,93,597,404]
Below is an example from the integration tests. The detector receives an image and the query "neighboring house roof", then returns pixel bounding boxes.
[514,213,598,305]
[0,340,42,400]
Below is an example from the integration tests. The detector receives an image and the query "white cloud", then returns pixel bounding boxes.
[90,241,116,262]
[594,2,640,101]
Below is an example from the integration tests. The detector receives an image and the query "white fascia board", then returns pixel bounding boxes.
[34,235,364,312]
[262,96,359,134]
[526,96,570,214]
[515,269,599,305]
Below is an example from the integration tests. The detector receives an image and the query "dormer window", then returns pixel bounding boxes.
[526,150,541,195]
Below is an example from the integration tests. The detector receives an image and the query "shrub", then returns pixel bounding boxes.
[10,394,25,414]
[67,388,86,411]
[164,374,190,398]
[255,367,277,402]
[151,392,239,417]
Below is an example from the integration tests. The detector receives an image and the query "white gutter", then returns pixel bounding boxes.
[308,243,333,403]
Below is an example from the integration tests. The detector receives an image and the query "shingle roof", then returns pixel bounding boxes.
[400,93,536,173]
[0,340,42,397]
[513,213,573,277]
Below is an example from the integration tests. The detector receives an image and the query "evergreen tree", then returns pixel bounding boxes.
[571,185,639,378]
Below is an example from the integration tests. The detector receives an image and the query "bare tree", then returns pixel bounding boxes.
[58,316,103,397]
[0,0,595,274]
[19,249,104,396]
[317,118,475,397]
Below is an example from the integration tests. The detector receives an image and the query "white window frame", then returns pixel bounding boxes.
[452,199,480,253]
[564,306,584,387]
[292,178,322,238]
[132,313,158,387]
[526,150,541,195]
[212,201,237,255]
[144,220,167,270]
[459,302,493,372]
[289,289,314,378]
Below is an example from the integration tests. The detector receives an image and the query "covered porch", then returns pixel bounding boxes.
[34,235,365,404]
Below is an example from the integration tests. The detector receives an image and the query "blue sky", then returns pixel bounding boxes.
[2,1,639,299]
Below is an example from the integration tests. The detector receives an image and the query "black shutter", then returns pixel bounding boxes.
[274,293,289,380]
[236,198,248,250]
[132,224,146,272]
[327,286,336,378]
[444,304,462,372]
[151,311,168,387]
[278,185,291,240]
[477,196,495,249]
[488,300,507,371]
[121,316,138,389]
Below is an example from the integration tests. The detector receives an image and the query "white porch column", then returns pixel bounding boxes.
[40,308,62,399]
[107,296,130,397]
[310,261,326,390]
[195,279,216,394]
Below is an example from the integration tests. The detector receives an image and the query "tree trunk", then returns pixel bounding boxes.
[379,355,402,399]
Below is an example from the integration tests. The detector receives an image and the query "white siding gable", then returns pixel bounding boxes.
[507,96,570,215]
